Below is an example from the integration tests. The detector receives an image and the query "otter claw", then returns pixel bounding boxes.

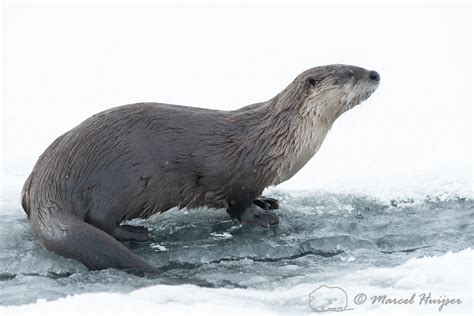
[253,196,279,210]
[240,205,279,229]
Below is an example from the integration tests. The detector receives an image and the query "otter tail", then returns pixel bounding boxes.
[28,206,157,272]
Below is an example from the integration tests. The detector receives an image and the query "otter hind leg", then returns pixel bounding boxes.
[112,225,151,242]
[29,209,157,272]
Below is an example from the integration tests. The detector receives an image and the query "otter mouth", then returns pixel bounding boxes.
[358,87,378,104]
[344,84,378,110]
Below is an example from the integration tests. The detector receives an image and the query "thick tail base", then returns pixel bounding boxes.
[29,209,156,272]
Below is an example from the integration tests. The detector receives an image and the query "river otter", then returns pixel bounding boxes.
[21,64,380,272]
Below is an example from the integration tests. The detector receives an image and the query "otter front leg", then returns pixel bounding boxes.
[241,205,279,228]
[227,200,279,229]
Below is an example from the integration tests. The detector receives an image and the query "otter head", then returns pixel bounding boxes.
[297,64,380,123]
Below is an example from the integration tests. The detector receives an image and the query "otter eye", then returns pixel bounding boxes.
[308,78,317,86]
[305,78,319,94]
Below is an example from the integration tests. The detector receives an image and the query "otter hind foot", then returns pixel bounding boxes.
[113,225,151,242]
[240,204,279,229]
[253,196,279,210]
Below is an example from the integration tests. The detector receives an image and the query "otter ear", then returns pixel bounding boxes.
[305,78,318,95]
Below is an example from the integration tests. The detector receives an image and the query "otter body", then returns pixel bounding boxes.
[22,64,380,271]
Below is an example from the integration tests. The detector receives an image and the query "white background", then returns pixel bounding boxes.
[1,1,472,196]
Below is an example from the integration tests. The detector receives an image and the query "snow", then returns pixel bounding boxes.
[1,249,471,316]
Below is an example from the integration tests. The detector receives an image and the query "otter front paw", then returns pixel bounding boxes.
[253,196,279,210]
[240,204,279,229]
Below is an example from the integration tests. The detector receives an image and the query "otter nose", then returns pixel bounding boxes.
[369,71,380,82]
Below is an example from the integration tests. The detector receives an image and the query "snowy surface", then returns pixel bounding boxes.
[0,249,472,315]
[1,177,473,315]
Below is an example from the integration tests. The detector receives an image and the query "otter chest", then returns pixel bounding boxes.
[273,119,330,185]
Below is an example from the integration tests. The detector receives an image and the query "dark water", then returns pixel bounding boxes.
[1,191,473,306]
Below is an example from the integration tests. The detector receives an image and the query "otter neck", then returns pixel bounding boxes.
[240,91,333,186]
